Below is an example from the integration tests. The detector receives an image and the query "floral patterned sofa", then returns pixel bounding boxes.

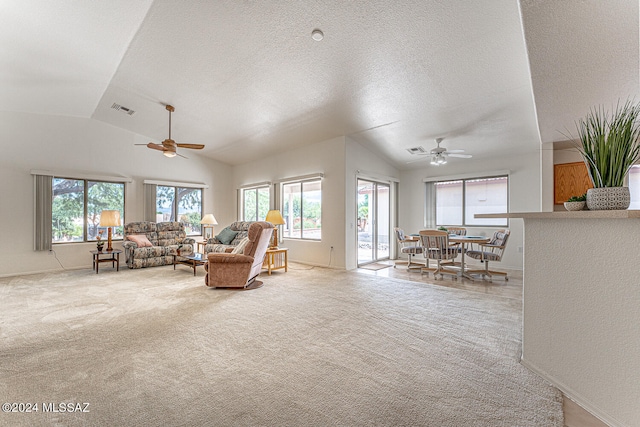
[122,221,195,269]
[203,221,254,254]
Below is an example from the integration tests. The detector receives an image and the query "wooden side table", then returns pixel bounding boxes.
[196,241,207,254]
[90,249,122,274]
[263,248,288,275]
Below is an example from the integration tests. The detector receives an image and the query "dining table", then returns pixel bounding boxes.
[448,235,490,281]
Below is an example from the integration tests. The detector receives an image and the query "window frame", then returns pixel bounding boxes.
[52,178,125,245]
[432,174,509,228]
[240,185,271,222]
[155,185,203,236]
[281,178,322,241]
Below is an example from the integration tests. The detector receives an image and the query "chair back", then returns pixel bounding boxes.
[448,227,467,236]
[244,221,274,280]
[394,227,406,242]
[419,230,457,261]
[489,229,510,248]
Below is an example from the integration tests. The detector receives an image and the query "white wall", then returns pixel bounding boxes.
[521,217,640,427]
[398,151,542,270]
[231,136,347,269]
[0,111,232,277]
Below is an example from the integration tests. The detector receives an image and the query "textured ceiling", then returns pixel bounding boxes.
[2,1,638,168]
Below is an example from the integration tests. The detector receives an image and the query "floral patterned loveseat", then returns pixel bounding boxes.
[203,221,254,254]
[123,221,195,269]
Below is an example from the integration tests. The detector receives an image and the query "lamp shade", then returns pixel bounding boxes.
[99,210,121,227]
[200,214,218,225]
[265,210,285,225]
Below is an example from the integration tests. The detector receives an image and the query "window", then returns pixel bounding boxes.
[282,179,322,240]
[52,179,124,243]
[156,186,202,236]
[434,176,508,227]
[241,186,270,221]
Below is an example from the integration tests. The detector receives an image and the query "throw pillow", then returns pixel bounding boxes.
[127,234,153,247]
[215,227,238,245]
[231,237,250,254]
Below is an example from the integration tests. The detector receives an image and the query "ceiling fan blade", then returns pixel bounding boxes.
[447,153,472,158]
[176,143,205,150]
[176,152,188,159]
[147,143,166,151]
[445,149,465,153]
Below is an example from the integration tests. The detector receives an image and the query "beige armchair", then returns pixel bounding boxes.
[204,221,274,289]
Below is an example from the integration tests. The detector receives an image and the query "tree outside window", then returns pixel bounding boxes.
[242,187,270,221]
[52,178,124,243]
[156,186,202,236]
[282,179,321,240]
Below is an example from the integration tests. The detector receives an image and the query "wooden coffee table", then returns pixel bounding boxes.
[173,252,205,276]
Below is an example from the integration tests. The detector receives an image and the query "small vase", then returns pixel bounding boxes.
[586,187,630,210]
[564,201,586,211]
[96,244,104,252]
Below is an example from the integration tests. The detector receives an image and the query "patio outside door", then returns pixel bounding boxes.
[357,179,390,265]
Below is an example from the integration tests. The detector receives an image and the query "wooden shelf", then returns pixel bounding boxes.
[476,210,640,219]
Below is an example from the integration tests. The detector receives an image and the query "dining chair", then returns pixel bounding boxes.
[419,230,458,279]
[393,227,424,270]
[464,229,510,281]
[447,227,466,236]
[446,227,466,252]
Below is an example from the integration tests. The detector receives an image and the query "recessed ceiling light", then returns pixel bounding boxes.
[311,29,324,41]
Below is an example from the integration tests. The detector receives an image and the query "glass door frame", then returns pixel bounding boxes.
[357,178,391,266]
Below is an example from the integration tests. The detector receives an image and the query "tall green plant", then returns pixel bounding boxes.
[574,100,640,188]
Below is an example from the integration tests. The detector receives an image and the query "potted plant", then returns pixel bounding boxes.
[564,194,586,211]
[572,100,640,210]
[96,230,105,252]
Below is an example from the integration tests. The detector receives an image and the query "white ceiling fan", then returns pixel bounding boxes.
[407,137,472,165]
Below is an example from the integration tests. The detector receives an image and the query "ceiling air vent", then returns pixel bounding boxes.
[111,103,136,116]
[406,146,426,155]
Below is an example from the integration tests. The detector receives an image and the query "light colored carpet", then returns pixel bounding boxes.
[0,265,562,426]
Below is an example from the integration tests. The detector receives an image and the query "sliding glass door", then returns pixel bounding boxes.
[357,179,390,265]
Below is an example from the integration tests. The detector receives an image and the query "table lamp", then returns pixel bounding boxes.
[99,210,121,252]
[200,214,218,240]
[265,209,285,249]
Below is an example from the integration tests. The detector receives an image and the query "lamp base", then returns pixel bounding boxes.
[107,227,113,252]
[270,228,279,249]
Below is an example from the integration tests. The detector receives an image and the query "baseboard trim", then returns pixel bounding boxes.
[520,357,624,427]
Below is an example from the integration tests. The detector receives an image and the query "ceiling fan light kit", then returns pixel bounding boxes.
[136,104,205,158]
[431,154,447,165]
[407,137,472,165]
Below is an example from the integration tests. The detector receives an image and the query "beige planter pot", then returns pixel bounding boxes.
[586,187,630,210]
[564,201,586,211]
